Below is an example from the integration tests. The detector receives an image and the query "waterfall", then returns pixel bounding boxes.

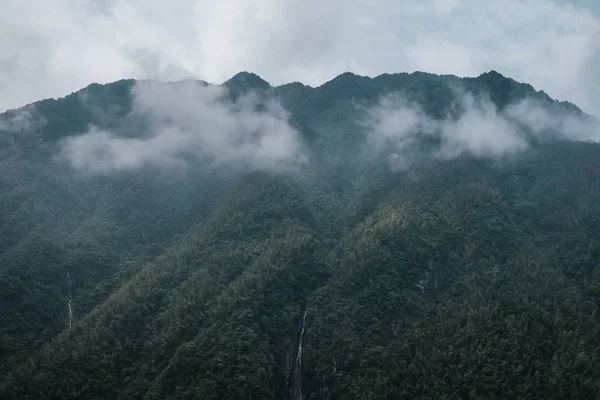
[66,269,73,330]
[292,307,309,400]
[68,299,73,330]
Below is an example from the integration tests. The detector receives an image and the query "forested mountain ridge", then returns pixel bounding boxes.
[1,70,600,399]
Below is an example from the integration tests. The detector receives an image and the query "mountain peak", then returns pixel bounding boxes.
[223,71,270,90]
[478,70,506,79]
[320,72,367,87]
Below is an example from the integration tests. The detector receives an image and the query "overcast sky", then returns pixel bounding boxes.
[1,0,599,116]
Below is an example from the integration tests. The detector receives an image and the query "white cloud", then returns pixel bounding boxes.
[365,94,437,154]
[440,92,529,158]
[432,0,463,16]
[505,98,599,141]
[59,81,307,173]
[366,87,600,166]
[0,105,42,133]
[0,0,599,118]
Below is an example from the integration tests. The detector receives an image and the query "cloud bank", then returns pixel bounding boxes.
[60,78,600,175]
[0,0,599,118]
[366,89,600,168]
[0,106,40,133]
[60,81,307,173]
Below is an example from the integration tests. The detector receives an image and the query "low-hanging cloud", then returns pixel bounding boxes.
[0,106,41,133]
[504,98,599,142]
[440,92,530,159]
[366,88,600,168]
[59,81,307,173]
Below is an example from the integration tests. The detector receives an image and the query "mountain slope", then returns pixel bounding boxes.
[0,71,599,399]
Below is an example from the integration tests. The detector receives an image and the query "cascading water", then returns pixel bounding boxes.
[292,307,309,400]
[66,269,73,330]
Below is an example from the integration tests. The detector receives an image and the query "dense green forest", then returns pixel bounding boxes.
[1,70,599,399]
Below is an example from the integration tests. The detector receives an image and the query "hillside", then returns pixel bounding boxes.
[1,70,600,399]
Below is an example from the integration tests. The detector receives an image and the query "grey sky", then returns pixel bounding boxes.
[559,0,600,14]
[1,0,599,116]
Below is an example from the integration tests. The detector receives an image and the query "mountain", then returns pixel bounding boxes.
[1,70,600,399]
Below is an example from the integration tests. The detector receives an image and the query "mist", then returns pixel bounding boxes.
[59,77,600,176]
[366,88,600,168]
[59,80,308,173]
[0,106,40,133]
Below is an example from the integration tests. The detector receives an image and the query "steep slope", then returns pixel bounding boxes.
[0,80,237,373]
[1,70,599,399]
[304,147,600,399]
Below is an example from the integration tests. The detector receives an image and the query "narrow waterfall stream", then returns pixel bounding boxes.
[66,269,73,330]
[292,307,309,400]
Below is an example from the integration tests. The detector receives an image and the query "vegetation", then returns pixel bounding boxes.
[0,70,599,399]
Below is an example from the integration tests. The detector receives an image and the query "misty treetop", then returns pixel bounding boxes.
[0,70,600,399]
